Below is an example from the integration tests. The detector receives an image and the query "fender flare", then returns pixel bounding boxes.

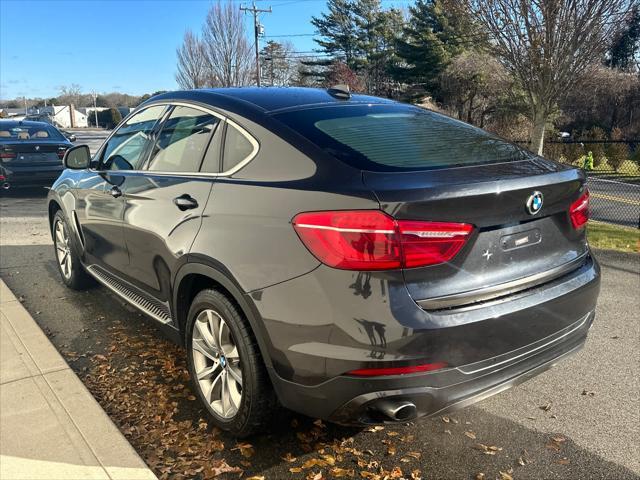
[172,261,274,370]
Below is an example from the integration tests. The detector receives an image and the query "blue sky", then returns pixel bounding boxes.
[0,0,342,100]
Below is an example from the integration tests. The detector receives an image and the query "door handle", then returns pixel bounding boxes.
[110,186,122,198]
[173,194,198,211]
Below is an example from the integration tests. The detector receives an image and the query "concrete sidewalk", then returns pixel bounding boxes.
[0,280,156,480]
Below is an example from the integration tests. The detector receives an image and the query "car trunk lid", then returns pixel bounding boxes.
[0,141,67,166]
[363,158,589,309]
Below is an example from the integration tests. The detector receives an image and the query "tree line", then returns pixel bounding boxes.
[175,0,638,159]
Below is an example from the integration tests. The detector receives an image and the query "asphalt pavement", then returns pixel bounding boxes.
[0,186,638,480]
[587,177,640,228]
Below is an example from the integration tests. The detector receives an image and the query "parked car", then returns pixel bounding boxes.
[0,120,73,190]
[47,87,600,436]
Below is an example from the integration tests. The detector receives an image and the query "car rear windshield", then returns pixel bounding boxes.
[274,104,529,171]
[0,123,65,142]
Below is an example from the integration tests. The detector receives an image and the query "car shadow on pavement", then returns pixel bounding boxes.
[0,187,49,199]
[1,244,638,480]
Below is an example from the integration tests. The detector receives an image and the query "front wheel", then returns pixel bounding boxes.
[52,210,93,290]
[186,289,275,437]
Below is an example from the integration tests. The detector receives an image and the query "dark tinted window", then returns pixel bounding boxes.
[101,105,166,170]
[222,123,254,172]
[147,106,220,172]
[274,105,529,171]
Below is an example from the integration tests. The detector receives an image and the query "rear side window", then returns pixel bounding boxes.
[147,106,221,172]
[274,105,529,171]
[222,123,254,173]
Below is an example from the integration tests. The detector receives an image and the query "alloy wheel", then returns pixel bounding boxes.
[54,219,72,279]
[191,309,243,419]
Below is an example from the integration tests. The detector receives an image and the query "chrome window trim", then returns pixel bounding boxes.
[90,100,259,178]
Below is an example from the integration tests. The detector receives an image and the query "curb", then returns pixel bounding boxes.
[0,279,157,480]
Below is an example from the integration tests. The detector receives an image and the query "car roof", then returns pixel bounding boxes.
[147,87,397,115]
[0,119,56,128]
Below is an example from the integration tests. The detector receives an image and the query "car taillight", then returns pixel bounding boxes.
[292,210,473,270]
[569,190,589,229]
[0,151,16,159]
[57,148,67,160]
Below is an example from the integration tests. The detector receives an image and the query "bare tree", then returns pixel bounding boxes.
[201,1,254,87]
[176,30,208,89]
[467,0,632,154]
[58,84,83,107]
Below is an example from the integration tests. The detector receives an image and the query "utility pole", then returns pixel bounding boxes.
[240,2,271,87]
[91,90,99,128]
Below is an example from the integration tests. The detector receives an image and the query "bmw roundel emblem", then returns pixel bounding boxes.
[526,191,544,215]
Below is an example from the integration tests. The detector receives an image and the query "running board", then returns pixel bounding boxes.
[87,265,173,325]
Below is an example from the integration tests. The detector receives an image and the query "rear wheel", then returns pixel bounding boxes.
[52,210,93,290]
[186,289,275,437]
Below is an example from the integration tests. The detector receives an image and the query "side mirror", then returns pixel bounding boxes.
[64,145,91,169]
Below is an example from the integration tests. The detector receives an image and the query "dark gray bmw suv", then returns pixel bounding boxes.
[48,87,600,436]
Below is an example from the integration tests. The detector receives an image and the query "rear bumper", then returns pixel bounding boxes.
[1,166,62,188]
[255,252,600,423]
[268,310,593,424]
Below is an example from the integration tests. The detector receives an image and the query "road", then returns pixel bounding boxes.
[0,186,638,479]
[587,177,640,229]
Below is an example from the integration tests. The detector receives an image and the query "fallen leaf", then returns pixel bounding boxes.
[211,460,242,477]
[247,477,265,480]
[557,457,570,465]
[330,467,355,477]
[359,472,380,479]
[365,426,384,433]
[473,443,502,455]
[282,452,297,463]
[410,469,422,480]
[475,474,485,480]
[290,467,304,473]
[499,470,514,480]
[464,431,477,439]
[232,442,255,458]
[540,402,552,411]
[444,429,452,435]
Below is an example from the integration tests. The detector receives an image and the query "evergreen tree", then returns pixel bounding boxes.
[311,0,404,95]
[607,5,640,72]
[260,41,298,86]
[311,0,359,66]
[393,0,480,99]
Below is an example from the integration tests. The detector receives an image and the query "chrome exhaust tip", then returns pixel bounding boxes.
[376,399,417,422]
[1,182,10,190]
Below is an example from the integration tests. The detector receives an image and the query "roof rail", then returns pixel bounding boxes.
[327,84,351,100]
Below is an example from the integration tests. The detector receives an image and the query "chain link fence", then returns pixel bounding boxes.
[516,139,640,229]
[586,176,640,229]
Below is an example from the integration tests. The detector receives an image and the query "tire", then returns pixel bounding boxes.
[186,288,275,437]
[52,210,94,290]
